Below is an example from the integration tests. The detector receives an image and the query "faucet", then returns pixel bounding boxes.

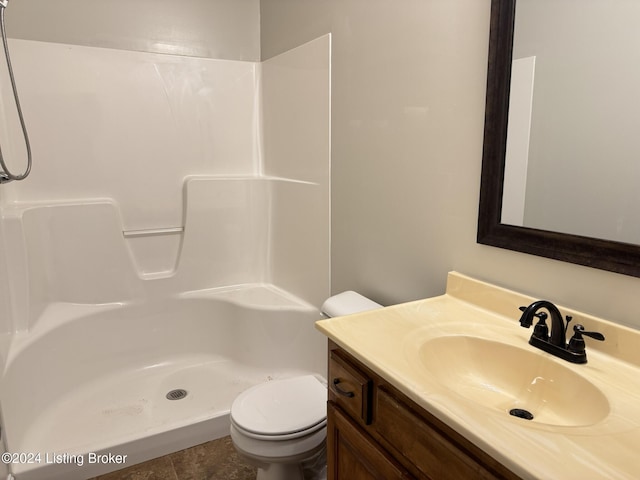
[519,300,568,347]
[518,300,604,364]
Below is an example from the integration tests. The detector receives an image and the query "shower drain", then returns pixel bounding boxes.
[166,389,188,401]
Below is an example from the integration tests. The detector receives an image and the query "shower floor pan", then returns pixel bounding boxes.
[0,287,325,480]
[12,356,307,480]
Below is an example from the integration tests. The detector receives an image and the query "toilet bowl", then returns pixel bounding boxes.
[229,291,383,480]
[230,375,328,480]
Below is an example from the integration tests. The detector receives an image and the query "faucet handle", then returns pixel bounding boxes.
[567,324,605,354]
[576,325,605,341]
[518,306,547,315]
[518,306,549,338]
[518,306,548,321]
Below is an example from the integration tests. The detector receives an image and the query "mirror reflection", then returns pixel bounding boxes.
[500,0,640,245]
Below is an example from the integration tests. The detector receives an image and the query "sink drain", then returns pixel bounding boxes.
[166,389,188,401]
[509,408,534,420]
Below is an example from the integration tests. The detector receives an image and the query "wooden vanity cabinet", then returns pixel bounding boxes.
[326,341,521,480]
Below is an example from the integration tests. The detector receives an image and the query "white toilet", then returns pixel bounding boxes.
[229,291,382,480]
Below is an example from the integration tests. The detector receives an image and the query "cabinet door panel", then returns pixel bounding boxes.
[376,388,498,480]
[327,401,412,480]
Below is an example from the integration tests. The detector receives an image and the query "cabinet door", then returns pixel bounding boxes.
[327,401,413,480]
[376,388,501,480]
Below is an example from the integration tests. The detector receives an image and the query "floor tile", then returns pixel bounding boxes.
[169,436,256,480]
[92,455,178,480]
[90,437,255,480]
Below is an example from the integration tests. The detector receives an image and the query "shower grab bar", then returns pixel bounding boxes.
[122,227,184,238]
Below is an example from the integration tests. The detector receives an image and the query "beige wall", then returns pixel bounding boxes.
[5,0,260,60]
[261,0,640,329]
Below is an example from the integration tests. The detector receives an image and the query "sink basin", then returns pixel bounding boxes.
[418,335,610,427]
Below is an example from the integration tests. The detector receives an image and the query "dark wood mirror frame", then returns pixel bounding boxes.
[477,0,640,278]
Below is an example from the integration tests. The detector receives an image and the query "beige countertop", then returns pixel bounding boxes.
[315,272,640,480]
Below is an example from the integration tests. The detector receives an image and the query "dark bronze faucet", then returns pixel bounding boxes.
[518,300,605,364]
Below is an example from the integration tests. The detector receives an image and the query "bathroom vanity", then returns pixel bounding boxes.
[327,341,519,479]
[316,273,640,479]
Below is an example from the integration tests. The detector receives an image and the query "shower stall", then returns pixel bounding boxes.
[0,24,330,480]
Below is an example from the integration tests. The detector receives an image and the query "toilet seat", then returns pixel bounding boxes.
[231,375,327,440]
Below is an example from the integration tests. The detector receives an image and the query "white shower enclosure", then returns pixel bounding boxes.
[0,34,331,480]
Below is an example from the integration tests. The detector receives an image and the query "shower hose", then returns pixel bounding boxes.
[0,0,32,183]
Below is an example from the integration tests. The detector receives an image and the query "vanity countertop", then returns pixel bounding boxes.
[315,272,640,480]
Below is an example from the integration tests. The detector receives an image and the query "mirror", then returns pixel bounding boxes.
[477,0,640,277]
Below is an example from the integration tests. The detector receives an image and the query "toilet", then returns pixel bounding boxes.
[229,291,382,480]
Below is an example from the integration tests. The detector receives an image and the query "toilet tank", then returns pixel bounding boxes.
[321,291,382,318]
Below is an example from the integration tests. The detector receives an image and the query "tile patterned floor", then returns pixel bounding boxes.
[90,436,256,480]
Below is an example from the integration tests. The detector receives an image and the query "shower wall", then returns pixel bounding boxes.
[0,35,330,335]
[0,40,259,229]
[262,36,331,307]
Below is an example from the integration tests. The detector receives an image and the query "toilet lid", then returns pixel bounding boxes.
[231,375,327,436]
